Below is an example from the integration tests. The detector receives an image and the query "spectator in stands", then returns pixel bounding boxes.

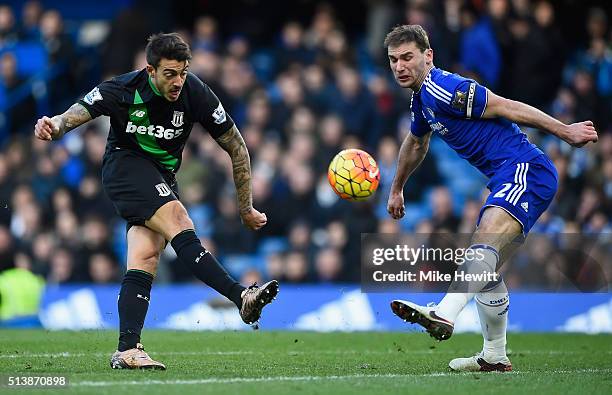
[314,247,343,282]
[530,0,565,107]
[47,247,75,284]
[429,186,459,232]
[39,9,77,112]
[276,22,314,73]
[88,252,119,283]
[193,16,219,52]
[302,64,332,115]
[0,6,18,47]
[486,0,513,97]
[0,52,37,135]
[329,66,379,147]
[459,3,501,88]
[212,192,256,255]
[285,251,310,283]
[54,210,79,250]
[571,69,608,130]
[19,1,43,40]
[265,252,285,282]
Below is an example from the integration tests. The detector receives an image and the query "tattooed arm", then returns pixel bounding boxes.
[215,125,267,230]
[34,103,92,141]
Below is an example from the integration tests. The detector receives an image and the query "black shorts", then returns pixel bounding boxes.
[102,149,179,228]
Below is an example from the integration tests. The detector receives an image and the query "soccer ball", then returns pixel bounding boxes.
[327,149,380,201]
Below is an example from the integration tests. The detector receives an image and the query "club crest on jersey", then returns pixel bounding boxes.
[155,183,172,197]
[171,111,184,127]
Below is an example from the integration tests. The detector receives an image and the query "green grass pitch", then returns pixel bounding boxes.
[0,330,610,394]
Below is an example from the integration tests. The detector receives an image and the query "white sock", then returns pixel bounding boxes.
[435,245,499,323]
[476,280,509,362]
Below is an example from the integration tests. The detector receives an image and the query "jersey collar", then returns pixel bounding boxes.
[414,66,435,94]
[135,70,163,103]
[148,75,162,97]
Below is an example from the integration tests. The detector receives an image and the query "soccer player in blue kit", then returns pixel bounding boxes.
[384,25,598,371]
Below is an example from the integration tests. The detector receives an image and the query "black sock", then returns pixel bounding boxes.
[117,269,153,352]
[171,229,245,307]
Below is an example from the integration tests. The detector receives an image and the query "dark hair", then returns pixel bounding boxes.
[383,25,431,52]
[145,32,192,69]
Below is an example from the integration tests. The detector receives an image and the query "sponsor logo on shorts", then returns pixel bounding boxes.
[521,201,529,212]
[155,183,172,197]
[125,121,183,140]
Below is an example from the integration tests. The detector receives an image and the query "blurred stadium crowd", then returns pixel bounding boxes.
[0,0,610,288]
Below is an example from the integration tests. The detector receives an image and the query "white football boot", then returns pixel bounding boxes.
[390,300,454,341]
[449,352,512,372]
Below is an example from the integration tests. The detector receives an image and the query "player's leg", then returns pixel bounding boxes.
[145,200,278,325]
[390,208,521,341]
[447,279,512,372]
[448,157,557,371]
[434,206,521,323]
[451,234,523,371]
[111,225,166,370]
[448,268,513,371]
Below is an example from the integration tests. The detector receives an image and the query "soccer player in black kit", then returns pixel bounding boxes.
[34,33,279,370]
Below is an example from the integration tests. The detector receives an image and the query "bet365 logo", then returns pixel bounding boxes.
[125,121,183,140]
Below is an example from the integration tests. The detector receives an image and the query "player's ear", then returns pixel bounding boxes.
[146,64,155,77]
[424,48,433,65]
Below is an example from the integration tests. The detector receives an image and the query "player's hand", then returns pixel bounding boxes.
[34,116,62,141]
[563,121,598,148]
[387,191,405,220]
[240,207,267,230]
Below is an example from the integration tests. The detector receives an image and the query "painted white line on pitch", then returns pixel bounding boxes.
[71,369,612,387]
[73,373,454,387]
[2,349,610,359]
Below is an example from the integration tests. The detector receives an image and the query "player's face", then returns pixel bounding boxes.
[388,42,432,89]
[148,58,189,102]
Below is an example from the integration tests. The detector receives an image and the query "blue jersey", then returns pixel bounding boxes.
[410,67,543,178]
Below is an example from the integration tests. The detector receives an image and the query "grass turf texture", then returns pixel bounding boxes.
[0,330,610,394]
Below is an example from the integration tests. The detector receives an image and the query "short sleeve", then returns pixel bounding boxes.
[78,80,123,119]
[188,74,235,138]
[440,80,488,120]
[410,94,431,138]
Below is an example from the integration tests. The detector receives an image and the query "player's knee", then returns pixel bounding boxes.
[177,213,194,231]
[172,205,194,231]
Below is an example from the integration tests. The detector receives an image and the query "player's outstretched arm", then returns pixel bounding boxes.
[34,103,92,141]
[482,91,598,148]
[388,131,431,219]
[215,125,267,230]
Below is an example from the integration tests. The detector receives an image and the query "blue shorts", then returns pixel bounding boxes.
[478,154,558,235]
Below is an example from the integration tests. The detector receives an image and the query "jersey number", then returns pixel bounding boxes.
[493,183,513,198]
